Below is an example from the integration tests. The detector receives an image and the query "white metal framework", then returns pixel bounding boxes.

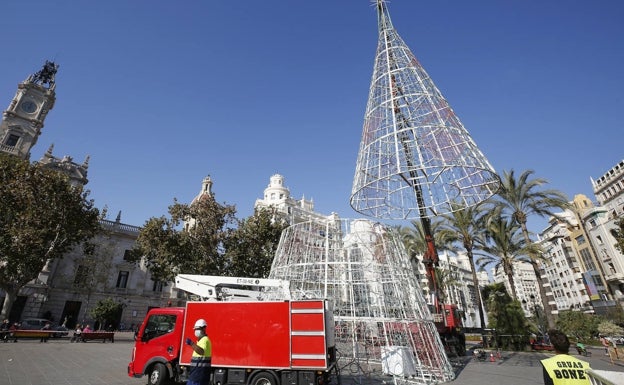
[269,218,455,384]
[350,1,500,220]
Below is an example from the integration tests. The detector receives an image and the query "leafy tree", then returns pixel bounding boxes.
[439,202,490,331]
[482,282,528,350]
[476,216,542,300]
[602,304,624,327]
[223,207,288,278]
[556,311,600,341]
[130,194,237,282]
[597,320,624,338]
[494,169,571,328]
[89,298,122,330]
[0,154,100,320]
[612,217,624,255]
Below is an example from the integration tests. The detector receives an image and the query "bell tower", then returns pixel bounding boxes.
[0,60,59,160]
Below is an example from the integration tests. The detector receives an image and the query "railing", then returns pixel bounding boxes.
[100,219,141,234]
[0,143,19,155]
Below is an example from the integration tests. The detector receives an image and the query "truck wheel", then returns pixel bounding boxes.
[148,363,168,385]
[250,372,277,385]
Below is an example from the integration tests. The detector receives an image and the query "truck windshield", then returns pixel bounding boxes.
[142,314,176,342]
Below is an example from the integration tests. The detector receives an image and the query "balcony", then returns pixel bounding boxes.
[605,272,624,283]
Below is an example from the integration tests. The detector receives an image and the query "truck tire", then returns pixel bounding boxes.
[250,371,277,385]
[148,363,168,385]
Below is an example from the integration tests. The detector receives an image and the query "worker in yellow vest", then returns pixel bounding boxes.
[541,329,591,385]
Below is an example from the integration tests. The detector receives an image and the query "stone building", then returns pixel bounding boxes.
[254,173,333,225]
[24,217,175,330]
[0,63,175,328]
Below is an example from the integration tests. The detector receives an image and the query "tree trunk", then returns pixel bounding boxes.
[0,291,17,321]
[467,249,486,330]
[518,220,556,329]
[531,260,555,329]
[507,269,518,300]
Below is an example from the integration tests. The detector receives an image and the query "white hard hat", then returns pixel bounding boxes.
[194,319,207,329]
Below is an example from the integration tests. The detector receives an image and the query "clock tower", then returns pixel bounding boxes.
[0,61,59,160]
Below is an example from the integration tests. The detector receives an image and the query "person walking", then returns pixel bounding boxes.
[40,321,51,343]
[71,324,83,343]
[1,319,10,342]
[185,318,212,385]
[600,335,610,355]
[541,329,591,385]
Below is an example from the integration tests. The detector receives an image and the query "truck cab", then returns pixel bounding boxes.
[129,307,186,385]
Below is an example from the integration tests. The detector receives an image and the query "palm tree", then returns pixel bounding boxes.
[439,202,490,333]
[476,216,542,300]
[434,265,461,306]
[398,219,456,305]
[495,169,571,328]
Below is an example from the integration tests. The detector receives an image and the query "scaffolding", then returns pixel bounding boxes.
[270,218,455,384]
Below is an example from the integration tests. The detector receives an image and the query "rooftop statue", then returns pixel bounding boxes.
[30,60,59,88]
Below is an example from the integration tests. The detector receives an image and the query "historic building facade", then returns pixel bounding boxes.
[0,63,174,328]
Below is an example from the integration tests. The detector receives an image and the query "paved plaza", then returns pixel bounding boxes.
[0,333,622,385]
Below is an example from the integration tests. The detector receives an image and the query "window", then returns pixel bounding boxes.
[116,271,129,288]
[4,134,19,147]
[152,280,165,292]
[575,235,586,245]
[123,250,132,261]
[74,265,90,285]
[142,314,176,341]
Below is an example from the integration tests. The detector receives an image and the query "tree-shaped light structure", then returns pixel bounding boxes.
[271,2,501,384]
[350,1,499,220]
[269,218,455,384]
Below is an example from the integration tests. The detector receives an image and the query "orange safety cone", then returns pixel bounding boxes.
[490,353,495,362]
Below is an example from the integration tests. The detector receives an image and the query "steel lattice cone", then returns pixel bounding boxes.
[351,1,500,220]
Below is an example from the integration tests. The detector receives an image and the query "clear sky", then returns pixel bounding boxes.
[1,0,622,235]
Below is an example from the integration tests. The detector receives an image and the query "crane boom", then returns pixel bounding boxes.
[175,274,291,301]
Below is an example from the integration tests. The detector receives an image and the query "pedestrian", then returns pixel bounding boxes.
[575,340,587,356]
[9,322,19,342]
[600,335,610,355]
[71,324,83,342]
[541,329,591,385]
[82,324,92,333]
[1,319,9,342]
[185,318,212,385]
[40,321,51,343]
[609,337,619,359]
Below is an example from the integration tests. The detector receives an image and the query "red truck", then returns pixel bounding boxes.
[432,304,466,357]
[128,275,337,385]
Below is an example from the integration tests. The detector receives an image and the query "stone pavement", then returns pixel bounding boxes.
[0,334,622,385]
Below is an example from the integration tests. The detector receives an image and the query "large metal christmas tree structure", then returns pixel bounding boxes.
[271,1,500,384]
[270,218,455,383]
[350,1,499,220]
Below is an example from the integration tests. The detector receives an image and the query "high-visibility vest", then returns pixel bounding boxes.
[541,354,590,385]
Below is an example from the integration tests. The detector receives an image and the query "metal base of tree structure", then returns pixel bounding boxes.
[270,218,455,384]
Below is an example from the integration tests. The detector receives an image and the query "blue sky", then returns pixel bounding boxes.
[1,0,622,235]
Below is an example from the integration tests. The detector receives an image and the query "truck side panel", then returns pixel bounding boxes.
[290,301,328,368]
[181,301,291,368]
